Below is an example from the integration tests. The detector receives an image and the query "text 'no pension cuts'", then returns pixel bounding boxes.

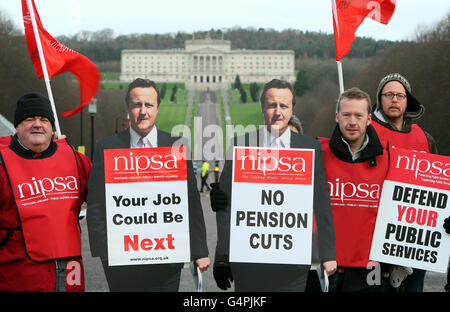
[236,211,308,228]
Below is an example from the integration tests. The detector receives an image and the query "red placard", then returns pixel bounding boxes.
[387,147,450,190]
[233,147,313,185]
[104,147,187,184]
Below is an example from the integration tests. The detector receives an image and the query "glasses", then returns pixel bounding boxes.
[381,92,407,101]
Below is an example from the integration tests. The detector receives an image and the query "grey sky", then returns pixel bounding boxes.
[1,0,449,41]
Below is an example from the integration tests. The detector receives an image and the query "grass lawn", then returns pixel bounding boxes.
[101,77,185,96]
[102,82,128,89]
[155,102,187,133]
[101,72,120,80]
[228,101,263,129]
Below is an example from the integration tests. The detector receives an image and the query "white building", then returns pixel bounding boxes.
[120,35,296,90]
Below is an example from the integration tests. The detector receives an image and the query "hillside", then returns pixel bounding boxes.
[55,27,395,71]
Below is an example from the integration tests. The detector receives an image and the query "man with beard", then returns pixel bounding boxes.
[371,73,438,291]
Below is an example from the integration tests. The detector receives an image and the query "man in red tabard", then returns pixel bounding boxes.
[0,93,91,291]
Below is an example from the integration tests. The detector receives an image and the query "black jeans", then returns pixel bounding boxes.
[328,269,381,292]
[101,260,181,292]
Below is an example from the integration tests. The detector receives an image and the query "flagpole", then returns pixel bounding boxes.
[26,0,62,138]
[332,0,344,95]
[336,60,344,94]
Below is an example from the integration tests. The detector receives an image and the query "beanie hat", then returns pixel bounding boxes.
[14,93,55,127]
[375,73,424,120]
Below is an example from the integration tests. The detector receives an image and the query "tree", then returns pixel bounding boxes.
[293,69,310,96]
[233,75,242,90]
[160,83,167,100]
[239,88,247,103]
[250,83,260,102]
[170,84,178,102]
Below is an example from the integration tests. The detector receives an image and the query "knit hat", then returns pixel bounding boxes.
[14,93,55,127]
[375,73,424,119]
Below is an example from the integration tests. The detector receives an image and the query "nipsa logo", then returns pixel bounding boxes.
[17,176,79,199]
[395,154,450,179]
[328,178,381,203]
[113,152,178,176]
[239,152,306,176]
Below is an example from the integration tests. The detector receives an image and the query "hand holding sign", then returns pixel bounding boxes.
[195,257,210,273]
[444,217,450,234]
[213,262,234,290]
[389,265,413,288]
[323,260,337,276]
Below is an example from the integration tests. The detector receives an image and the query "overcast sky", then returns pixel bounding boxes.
[1,0,449,41]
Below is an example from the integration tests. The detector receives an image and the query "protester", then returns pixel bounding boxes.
[200,160,211,192]
[318,87,388,292]
[210,79,336,291]
[0,93,91,292]
[87,78,209,291]
[372,73,438,291]
[372,72,437,153]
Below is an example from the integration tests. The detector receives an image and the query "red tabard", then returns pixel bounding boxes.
[0,136,12,149]
[1,143,82,262]
[372,121,429,153]
[319,138,389,267]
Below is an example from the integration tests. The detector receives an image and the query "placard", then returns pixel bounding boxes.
[104,147,190,266]
[229,147,315,265]
[370,147,450,273]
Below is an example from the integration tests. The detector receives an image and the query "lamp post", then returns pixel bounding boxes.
[88,98,97,160]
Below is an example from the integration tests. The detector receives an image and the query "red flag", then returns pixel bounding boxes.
[22,0,100,117]
[332,0,396,61]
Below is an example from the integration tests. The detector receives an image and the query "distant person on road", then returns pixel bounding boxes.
[214,160,220,183]
[0,93,91,292]
[87,78,209,291]
[200,160,210,192]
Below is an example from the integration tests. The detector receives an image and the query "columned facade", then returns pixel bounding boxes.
[120,36,296,91]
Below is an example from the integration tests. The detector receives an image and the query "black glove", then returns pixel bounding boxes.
[213,262,233,290]
[444,216,450,234]
[210,182,228,212]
